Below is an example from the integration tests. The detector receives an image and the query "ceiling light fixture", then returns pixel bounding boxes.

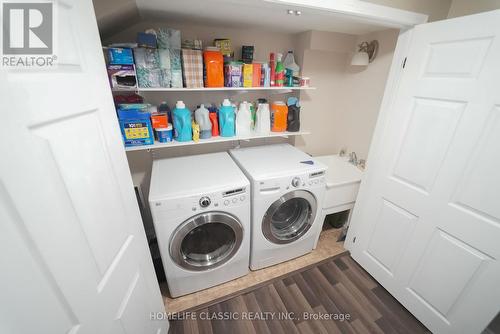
[287,9,294,15]
[295,10,301,16]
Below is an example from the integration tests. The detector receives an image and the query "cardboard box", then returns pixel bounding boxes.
[108,48,134,65]
[243,63,253,88]
[151,113,168,128]
[252,63,262,87]
[116,106,154,147]
[137,32,157,48]
[107,64,137,89]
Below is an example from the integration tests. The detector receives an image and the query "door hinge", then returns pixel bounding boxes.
[352,236,356,243]
[402,57,407,68]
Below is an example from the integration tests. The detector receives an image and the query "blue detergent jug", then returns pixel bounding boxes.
[172,101,192,142]
[219,98,235,137]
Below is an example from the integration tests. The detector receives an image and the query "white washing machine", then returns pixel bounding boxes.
[149,152,250,297]
[229,144,327,270]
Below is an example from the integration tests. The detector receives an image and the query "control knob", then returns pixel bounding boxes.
[291,177,301,187]
[199,196,211,208]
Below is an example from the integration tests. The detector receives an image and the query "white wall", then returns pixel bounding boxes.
[447,0,500,18]
[362,0,452,21]
[296,29,398,159]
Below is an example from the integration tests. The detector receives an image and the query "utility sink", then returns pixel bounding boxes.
[315,154,363,211]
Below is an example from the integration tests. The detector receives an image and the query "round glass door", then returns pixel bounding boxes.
[169,212,243,271]
[262,190,317,244]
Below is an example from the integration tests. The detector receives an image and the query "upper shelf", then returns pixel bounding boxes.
[112,86,316,93]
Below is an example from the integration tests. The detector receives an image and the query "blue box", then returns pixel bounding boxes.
[117,106,154,147]
[108,48,134,65]
[137,32,157,49]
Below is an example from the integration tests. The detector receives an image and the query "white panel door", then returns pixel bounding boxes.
[0,1,167,333]
[347,10,500,334]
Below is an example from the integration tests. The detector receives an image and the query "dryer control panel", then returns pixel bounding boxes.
[257,171,326,194]
[187,186,249,212]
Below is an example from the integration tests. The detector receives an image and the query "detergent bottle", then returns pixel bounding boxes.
[255,103,271,134]
[236,101,253,137]
[158,101,171,124]
[194,104,212,139]
[192,121,200,142]
[219,98,235,137]
[172,101,192,142]
[271,101,288,132]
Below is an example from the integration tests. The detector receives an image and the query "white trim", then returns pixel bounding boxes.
[264,0,428,28]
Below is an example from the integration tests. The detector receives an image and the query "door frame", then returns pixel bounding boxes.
[345,27,415,251]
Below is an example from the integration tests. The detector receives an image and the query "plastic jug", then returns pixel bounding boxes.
[172,101,192,142]
[236,101,253,137]
[286,97,300,132]
[219,98,235,137]
[158,101,171,124]
[271,101,288,132]
[255,103,271,134]
[194,104,212,139]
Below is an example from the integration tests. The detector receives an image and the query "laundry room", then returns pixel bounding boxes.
[3,1,500,334]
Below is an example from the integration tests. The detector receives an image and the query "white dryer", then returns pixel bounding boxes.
[229,144,327,270]
[149,152,250,297]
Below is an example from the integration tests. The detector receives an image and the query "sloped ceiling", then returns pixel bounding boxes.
[92,0,140,39]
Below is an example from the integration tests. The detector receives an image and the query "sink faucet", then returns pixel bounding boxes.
[349,152,358,166]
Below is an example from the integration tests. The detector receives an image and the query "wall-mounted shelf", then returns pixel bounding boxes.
[124,130,310,152]
[112,86,315,93]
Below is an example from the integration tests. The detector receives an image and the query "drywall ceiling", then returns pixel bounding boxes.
[135,0,399,34]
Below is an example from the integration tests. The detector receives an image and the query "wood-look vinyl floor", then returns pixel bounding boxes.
[169,253,430,334]
[162,228,345,314]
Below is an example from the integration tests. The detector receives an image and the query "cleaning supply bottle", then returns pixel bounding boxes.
[286,97,301,132]
[275,53,285,87]
[271,101,288,132]
[172,101,192,142]
[194,104,212,139]
[158,101,171,124]
[255,103,271,134]
[219,98,235,137]
[269,53,276,86]
[192,121,200,142]
[236,101,253,137]
[283,51,300,77]
[209,109,219,137]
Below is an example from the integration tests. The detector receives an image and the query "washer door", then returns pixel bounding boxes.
[262,190,317,244]
[169,212,243,271]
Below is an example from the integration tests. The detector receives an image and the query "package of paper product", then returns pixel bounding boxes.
[159,69,171,87]
[136,67,162,88]
[156,28,181,49]
[181,49,204,88]
[169,48,182,71]
[171,70,183,88]
[133,48,159,69]
[158,49,171,69]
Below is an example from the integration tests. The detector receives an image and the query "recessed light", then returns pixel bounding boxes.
[287,9,294,15]
[295,10,302,16]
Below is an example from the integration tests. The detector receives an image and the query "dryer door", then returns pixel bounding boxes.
[262,190,317,244]
[169,212,243,271]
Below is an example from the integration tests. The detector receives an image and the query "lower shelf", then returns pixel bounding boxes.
[124,130,310,152]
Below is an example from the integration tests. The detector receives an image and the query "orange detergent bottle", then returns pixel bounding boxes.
[271,102,288,132]
[203,47,224,87]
